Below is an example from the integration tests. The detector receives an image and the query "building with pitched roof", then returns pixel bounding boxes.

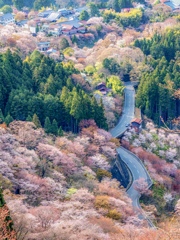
[162,0,180,10]
[0,13,14,25]
[130,118,142,133]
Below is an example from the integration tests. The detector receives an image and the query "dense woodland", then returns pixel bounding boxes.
[0,50,107,133]
[0,0,55,10]
[1,0,146,11]
[135,28,180,126]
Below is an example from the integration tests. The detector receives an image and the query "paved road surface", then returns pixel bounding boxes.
[110,82,135,138]
[110,82,154,228]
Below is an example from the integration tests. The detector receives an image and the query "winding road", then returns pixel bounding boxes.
[110,82,135,138]
[110,82,154,228]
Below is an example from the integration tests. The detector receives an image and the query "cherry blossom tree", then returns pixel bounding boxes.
[133,178,151,195]
[30,206,60,230]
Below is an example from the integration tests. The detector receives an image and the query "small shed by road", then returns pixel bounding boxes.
[130,118,142,133]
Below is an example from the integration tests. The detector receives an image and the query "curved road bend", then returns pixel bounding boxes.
[110,82,154,228]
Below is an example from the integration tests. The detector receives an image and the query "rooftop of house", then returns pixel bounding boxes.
[58,8,68,13]
[97,82,106,87]
[47,12,61,21]
[38,10,53,17]
[59,19,81,28]
[61,24,76,30]
[131,118,142,125]
[98,86,108,91]
[163,0,180,9]
[47,48,57,53]
[37,41,50,45]
[0,13,14,20]
[16,19,28,26]
[49,24,61,29]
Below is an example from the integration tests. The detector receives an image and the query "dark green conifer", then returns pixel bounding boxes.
[26,115,32,122]
[32,114,42,128]
[44,117,52,134]
[4,114,13,126]
[58,126,64,136]
[0,109,4,123]
[51,119,58,135]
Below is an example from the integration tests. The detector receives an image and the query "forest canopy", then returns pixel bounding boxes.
[135,28,180,126]
[0,50,107,133]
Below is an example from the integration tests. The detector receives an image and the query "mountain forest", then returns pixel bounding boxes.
[0,50,107,133]
[135,29,180,126]
[0,0,180,239]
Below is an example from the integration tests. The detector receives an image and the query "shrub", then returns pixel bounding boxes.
[107,209,122,220]
[95,195,110,209]
[85,65,96,75]
[96,169,112,181]
[63,47,74,57]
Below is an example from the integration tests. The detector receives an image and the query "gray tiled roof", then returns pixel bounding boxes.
[0,13,14,21]
[59,19,81,28]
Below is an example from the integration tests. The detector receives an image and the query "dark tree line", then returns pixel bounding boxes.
[0,50,107,133]
[2,0,55,10]
[134,30,180,62]
[135,29,180,127]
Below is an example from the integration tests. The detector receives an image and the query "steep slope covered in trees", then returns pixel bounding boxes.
[0,50,107,133]
[0,118,180,239]
[0,121,142,239]
[135,28,180,126]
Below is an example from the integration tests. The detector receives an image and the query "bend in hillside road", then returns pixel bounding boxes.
[116,147,154,228]
[110,82,135,138]
[110,82,155,228]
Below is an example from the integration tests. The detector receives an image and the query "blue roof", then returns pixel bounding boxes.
[164,0,180,9]
[16,19,28,26]
[0,13,14,21]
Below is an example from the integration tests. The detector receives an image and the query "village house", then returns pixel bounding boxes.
[46,48,58,54]
[46,12,61,22]
[96,82,109,95]
[37,41,50,52]
[38,10,53,18]
[41,23,49,32]
[61,24,78,35]
[130,118,142,133]
[60,19,81,29]
[77,26,86,33]
[16,19,28,27]
[58,8,73,16]
[48,24,62,36]
[28,21,37,34]
[0,13,15,25]
[161,0,180,10]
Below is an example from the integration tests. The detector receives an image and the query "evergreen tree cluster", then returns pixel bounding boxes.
[9,0,55,10]
[0,50,107,133]
[135,29,180,126]
[134,30,180,62]
[111,0,132,12]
